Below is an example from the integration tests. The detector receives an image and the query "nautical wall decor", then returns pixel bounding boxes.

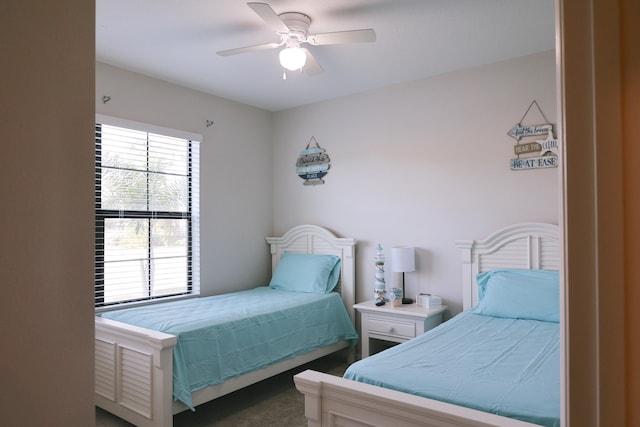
[507,100,559,171]
[296,136,330,185]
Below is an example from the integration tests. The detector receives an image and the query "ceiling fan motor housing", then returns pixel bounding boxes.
[279,12,311,41]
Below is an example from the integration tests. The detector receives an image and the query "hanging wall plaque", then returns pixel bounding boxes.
[507,100,559,171]
[296,136,330,185]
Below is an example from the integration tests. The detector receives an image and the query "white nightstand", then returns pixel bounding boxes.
[354,300,447,358]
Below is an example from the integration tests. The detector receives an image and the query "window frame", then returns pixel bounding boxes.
[94,115,201,309]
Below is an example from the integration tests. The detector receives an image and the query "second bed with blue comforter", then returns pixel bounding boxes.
[102,286,358,409]
[344,269,561,427]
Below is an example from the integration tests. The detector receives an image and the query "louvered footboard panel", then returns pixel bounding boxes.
[95,316,177,427]
[120,346,153,418]
[95,338,154,418]
[95,338,116,400]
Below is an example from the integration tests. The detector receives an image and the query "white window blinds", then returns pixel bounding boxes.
[95,117,200,307]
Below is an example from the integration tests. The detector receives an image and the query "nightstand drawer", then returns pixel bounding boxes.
[368,317,416,338]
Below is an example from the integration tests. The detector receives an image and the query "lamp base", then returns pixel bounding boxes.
[401,273,413,304]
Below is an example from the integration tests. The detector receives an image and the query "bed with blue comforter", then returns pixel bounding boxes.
[103,286,358,409]
[101,250,359,410]
[344,269,561,427]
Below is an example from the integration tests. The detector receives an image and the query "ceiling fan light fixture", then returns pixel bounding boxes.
[217,3,375,78]
[279,46,306,71]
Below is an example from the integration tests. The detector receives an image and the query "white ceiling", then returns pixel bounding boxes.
[96,0,555,112]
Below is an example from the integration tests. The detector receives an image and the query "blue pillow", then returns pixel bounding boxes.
[269,252,341,293]
[472,269,559,322]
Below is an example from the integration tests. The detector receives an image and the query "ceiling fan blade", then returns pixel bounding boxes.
[217,42,280,56]
[308,29,376,45]
[302,48,323,76]
[247,2,289,33]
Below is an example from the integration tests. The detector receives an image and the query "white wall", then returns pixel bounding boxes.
[96,63,275,295]
[95,51,557,315]
[272,50,558,315]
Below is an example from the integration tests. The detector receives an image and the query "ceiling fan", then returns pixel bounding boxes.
[217,2,376,78]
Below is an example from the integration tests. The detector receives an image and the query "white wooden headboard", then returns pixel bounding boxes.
[456,222,560,310]
[266,224,357,324]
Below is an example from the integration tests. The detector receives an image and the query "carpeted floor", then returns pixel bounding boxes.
[96,353,349,427]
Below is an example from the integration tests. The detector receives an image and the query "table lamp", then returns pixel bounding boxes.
[391,246,415,304]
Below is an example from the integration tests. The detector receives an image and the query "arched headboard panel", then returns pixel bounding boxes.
[266,225,356,324]
[456,223,559,310]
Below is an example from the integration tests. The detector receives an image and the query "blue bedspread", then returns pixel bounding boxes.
[344,311,560,427]
[102,287,358,409]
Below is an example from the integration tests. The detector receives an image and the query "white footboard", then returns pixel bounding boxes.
[96,315,353,427]
[294,370,542,427]
[95,316,177,427]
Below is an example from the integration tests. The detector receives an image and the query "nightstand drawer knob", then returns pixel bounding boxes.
[388,326,395,333]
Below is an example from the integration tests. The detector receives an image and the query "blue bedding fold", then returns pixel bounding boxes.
[102,287,358,409]
[344,311,559,427]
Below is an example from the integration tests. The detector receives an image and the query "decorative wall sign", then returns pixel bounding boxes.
[296,136,331,185]
[508,100,558,171]
[510,154,558,170]
[507,124,552,139]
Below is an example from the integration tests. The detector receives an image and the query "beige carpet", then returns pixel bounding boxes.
[96,353,349,427]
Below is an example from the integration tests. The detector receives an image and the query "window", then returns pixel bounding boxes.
[95,116,200,307]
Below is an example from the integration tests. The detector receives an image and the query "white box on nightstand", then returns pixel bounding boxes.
[416,293,442,308]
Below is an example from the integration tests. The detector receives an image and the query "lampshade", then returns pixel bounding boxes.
[279,46,306,71]
[391,246,416,273]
